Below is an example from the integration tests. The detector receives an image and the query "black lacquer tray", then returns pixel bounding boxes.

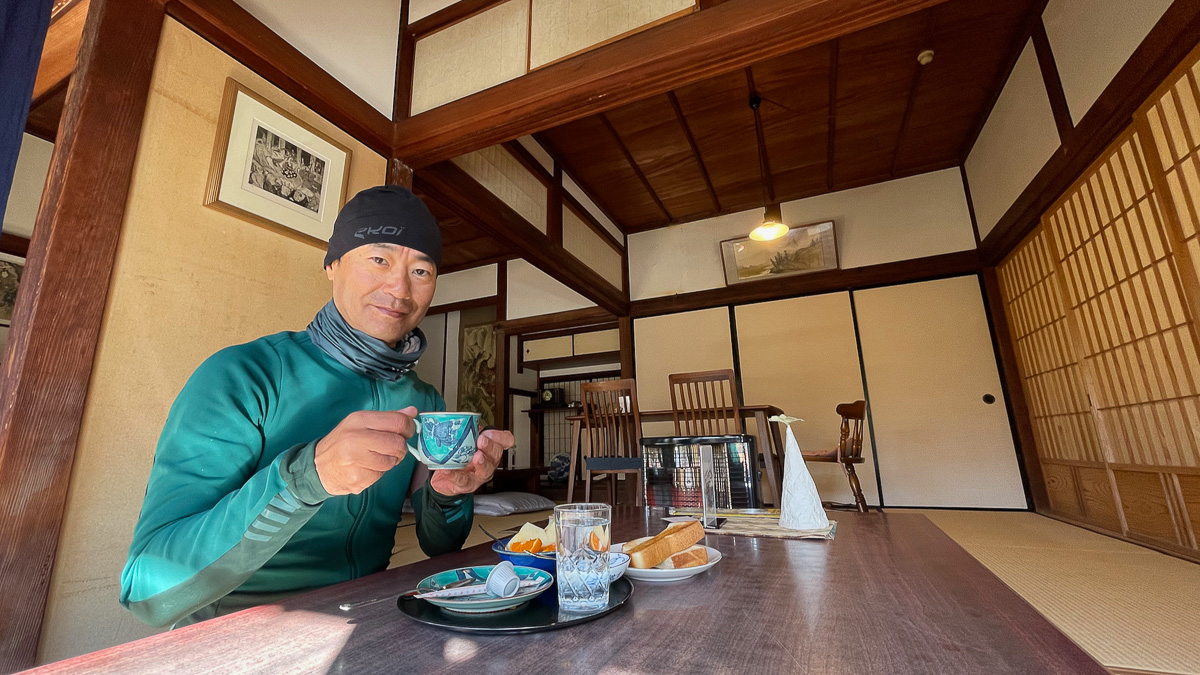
[397,577,633,635]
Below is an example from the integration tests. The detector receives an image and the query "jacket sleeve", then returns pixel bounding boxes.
[119,346,332,628]
[409,388,474,558]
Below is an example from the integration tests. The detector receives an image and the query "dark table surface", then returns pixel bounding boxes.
[29,510,1106,674]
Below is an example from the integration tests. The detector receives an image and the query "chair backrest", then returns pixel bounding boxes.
[581,379,642,460]
[836,401,866,460]
[669,369,743,436]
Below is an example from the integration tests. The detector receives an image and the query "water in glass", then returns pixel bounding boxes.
[554,503,611,612]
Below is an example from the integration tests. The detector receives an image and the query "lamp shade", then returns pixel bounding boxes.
[750,204,788,241]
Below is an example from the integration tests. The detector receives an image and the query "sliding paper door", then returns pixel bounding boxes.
[855,276,1026,508]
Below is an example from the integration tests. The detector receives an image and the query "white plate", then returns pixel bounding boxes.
[613,543,722,582]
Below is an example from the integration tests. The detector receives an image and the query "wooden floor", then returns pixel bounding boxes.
[394,509,1200,675]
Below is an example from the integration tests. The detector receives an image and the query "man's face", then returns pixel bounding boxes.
[326,244,437,347]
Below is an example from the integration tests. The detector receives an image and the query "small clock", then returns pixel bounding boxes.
[536,387,563,408]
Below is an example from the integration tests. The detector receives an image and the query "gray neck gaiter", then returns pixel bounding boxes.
[306,300,425,381]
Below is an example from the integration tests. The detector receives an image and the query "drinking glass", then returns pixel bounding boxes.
[554,503,611,612]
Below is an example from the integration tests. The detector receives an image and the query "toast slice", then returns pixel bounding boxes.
[655,544,708,569]
[625,520,704,569]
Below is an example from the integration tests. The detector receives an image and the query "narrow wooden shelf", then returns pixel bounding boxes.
[522,351,620,371]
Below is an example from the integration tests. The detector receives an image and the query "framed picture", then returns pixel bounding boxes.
[719,220,838,285]
[205,78,351,246]
[0,251,25,327]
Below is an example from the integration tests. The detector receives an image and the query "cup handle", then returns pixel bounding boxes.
[407,417,422,455]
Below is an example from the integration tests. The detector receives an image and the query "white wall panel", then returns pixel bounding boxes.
[410,0,458,22]
[633,308,733,418]
[431,264,497,307]
[3,133,53,238]
[563,207,623,288]
[563,173,623,241]
[628,169,974,301]
[1043,0,1172,124]
[965,41,1061,238]
[235,0,400,115]
[452,146,548,233]
[530,0,693,68]
[517,135,555,174]
[411,0,529,114]
[505,259,594,320]
[414,313,447,394]
[854,276,1025,508]
[735,293,879,507]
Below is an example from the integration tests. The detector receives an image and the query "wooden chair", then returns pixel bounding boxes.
[801,401,869,513]
[579,379,643,506]
[669,369,743,436]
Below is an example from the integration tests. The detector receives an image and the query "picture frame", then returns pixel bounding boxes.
[719,220,839,286]
[0,251,25,328]
[205,78,352,246]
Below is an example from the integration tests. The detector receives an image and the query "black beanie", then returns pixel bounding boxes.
[323,185,442,268]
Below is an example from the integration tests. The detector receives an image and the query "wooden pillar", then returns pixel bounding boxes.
[619,316,634,380]
[0,0,165,669]
[388,157,413,189]
[0,0,53,226]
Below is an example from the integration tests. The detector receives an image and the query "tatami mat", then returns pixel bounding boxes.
[916,510,1200,675]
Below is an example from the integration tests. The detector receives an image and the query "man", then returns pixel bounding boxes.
[120,185,511,628]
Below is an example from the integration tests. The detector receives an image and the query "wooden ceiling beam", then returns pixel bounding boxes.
[746,68,776,204]
[631,249,979,317]
[667,91,721,213]
[957,0,1049,163]
[415,161,628,316]
[532,131,630,234]
[826,39,839,191]
[31,0,89,107]
[394,0,954,168]
[599,113,672,222]
[890,12,936,178]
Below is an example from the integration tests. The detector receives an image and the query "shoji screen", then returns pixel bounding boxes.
[998,46,1200,557]
[735,293,878,507]
[633,308,734,437]
[855,276,1025,508]
[996,228,1111,525]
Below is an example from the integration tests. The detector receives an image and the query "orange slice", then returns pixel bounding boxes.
[588,531,609,552]
[541,543,556,552]
[512,538,542,554]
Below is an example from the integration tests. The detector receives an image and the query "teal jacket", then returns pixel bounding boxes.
[120,331,472,627]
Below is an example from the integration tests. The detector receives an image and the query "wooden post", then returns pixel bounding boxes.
[0,0,165,670]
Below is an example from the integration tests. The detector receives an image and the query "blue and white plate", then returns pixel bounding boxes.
[415,565,553,614]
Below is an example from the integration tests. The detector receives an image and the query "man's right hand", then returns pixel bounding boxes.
[313,407,417,495]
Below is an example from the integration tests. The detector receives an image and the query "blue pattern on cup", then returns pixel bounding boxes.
[409,412,480,468]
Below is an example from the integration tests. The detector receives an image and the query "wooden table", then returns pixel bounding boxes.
[30,510,1106,674]
[564,405,787,504]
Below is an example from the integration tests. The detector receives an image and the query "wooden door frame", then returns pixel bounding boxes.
[0,0,165,670]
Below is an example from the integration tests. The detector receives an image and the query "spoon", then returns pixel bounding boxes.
[477,524,505,545]
[339,577,474,611]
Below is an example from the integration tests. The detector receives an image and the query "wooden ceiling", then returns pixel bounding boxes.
[416,190,514,274]
[536,0,1040,234]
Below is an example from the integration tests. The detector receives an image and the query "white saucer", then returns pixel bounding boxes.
[612,543,722,582]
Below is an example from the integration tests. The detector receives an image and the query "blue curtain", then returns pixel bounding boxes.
[0,0,54,234]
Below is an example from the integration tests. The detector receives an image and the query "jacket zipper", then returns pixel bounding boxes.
[345,379,385,578]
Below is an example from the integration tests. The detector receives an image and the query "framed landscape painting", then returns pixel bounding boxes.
[719,220,838,285]
[205,78,351,245]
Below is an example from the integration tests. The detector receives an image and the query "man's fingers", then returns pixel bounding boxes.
[351,409,417,437]
[356,429,411,458]
[359,450,401,473]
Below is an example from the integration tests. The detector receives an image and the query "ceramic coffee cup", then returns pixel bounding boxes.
[407,412,481,470]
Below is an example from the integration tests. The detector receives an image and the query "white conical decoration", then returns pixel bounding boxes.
[777,424,830,531]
